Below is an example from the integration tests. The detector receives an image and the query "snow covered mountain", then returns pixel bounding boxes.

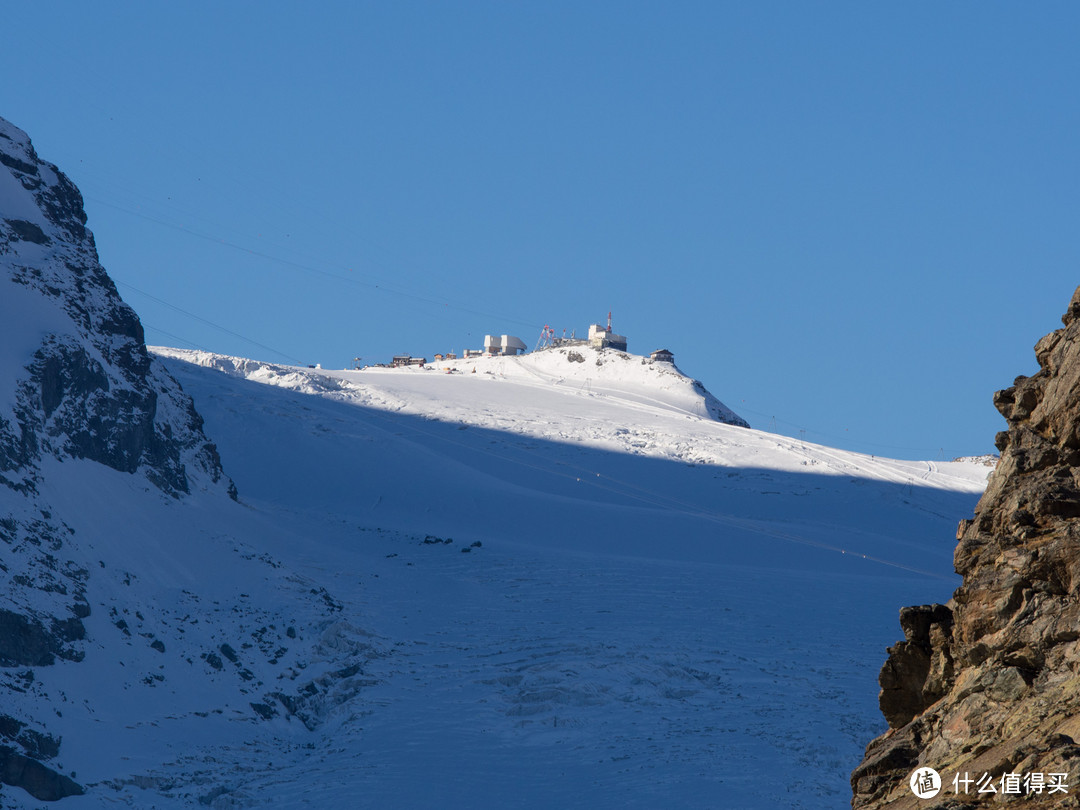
[0,115,237,801]
[136,346,988,809]
[0,117,378,806]
[1,115,993,809]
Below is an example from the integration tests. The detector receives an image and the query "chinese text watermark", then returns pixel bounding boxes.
[908,768,1068,799]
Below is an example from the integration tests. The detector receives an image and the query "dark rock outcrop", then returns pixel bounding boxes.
[852,286,1080,808]
[877,604,955,729]
[0,608,86,667]
[0,745,84,800]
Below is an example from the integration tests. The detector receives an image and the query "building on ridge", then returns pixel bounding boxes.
[483,335,527,356]
[588,323,627,352]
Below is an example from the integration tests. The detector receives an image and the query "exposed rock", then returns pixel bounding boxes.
[877,604,954,728]
[0,745,84,800]
[0,716,61,761]
[852,286,1080,808]
[0,609,66,667]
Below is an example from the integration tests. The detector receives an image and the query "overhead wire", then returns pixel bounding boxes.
[86,194,543,332]
[141,322,210,353]
[116,279,306,365]
[732,402,954,457]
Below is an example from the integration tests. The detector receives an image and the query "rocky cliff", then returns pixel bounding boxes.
[0,117,233,498]
[0,116,235,801]
[852,287,1080,808]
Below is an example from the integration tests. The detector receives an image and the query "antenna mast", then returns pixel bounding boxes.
[535,324,556,351]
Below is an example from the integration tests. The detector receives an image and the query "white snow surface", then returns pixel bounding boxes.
[155,345,988,496]
[5,344,994,809]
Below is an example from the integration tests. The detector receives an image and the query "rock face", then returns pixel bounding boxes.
[0,116,235,800]
[852,287,1080,808]
[0,116,233,498]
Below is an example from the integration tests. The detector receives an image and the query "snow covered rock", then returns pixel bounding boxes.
[0,115,243,801]
[0,116,232,498]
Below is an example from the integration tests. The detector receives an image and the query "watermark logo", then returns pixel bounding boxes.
[907,767,1069,799]
[909,767,942,799]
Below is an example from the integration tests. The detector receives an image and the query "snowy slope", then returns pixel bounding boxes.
[3,111,998,809]
[2,457,379,800]
[421,345,751,426]
[21,345,980,810]
[156,346,986,498]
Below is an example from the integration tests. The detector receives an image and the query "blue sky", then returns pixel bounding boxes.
[5,2,1079,459]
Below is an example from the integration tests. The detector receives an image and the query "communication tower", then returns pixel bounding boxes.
[535,324,556,351]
